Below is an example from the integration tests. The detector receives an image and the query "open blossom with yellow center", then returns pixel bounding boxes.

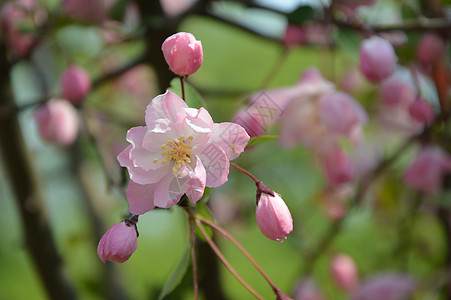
[118,91,250,214]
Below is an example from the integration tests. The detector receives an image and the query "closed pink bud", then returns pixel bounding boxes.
[232,107,265,138]
[161,32,203,77]
[34,98,79,147]
[256,192,293,242]
[283,25,306,47]
[294,278,326,300]
[417,33,445,65]
[60,65,91,103]
[404,146,451,194]
[409,97,434,124]
[331,254,359,293]
[97,221,138,263]
[319,91,368,137]
[360,36,397,83]
[351,274,416,300]
[61,0,106,23]
[379,75,415,106]
[321,148,355,187]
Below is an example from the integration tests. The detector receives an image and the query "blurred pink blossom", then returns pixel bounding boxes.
[97,221,137,263]
[320,147,356,187]
[60,65,92,104]
[283,25,307,47]
[293,278,326,300]
[61,0,106,23]
[351,274,416,300]
[162,32,203,77]
[404,146,451,194]
[34,98,79,147]
[408,97,434,124]
[339,68,367,94]
[379,75,416,107]
[417,33,445,65]
[331,253,359,293]
[256,192,293,242]
[360,36,397,83]
[160,0,196,17]
[118,91,249,214]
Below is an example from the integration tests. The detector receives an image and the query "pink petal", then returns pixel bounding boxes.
[185,156,207,204]
[145,91,187,127]
[209,122,250,160]
[126,180,156,215]
[196,143,230,188]
[153,173,188,208]
[182,107,213,145]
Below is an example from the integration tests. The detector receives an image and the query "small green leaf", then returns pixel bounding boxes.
[336,28,361,61]
[287,5,316,25]
[247,135,279,147]
[168,78,206,109]
[157,247,191,300]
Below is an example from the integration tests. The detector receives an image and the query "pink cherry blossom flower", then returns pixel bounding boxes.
[331,253,359,293]
[417,32,445,65]
[60,65,92,104]
[97,221,138,263]
[34,98,79,147]
[351,273,416,300]
[118,91,249,214]
[404,146,451,194]
[379,75,416,107]
[360,36,397,83]
[255,192,293,242]
[293,278,326,300]
[320,147,356,187]
[409,97,434,124]
[162,32,203,77]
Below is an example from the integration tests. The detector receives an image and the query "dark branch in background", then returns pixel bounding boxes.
[0,43,77,300]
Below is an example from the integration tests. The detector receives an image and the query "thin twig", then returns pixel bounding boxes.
[189,218,199,300]
[193,218,265,300]
[180,76,186,101]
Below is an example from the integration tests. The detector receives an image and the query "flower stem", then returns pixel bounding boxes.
[230,163,259,183]
[197,215,280,295]
[180,76,186,101]
[193,218,264,300]
[189,218,199,300]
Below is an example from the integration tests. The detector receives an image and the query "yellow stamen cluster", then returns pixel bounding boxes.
[154,136,193,176]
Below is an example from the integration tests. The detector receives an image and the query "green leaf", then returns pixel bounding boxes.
[247,135,279,147]
[168,78,206,109]
[336,28,361,61]
[287,5,315,25]
[109,0,129,22]
[193,200,215,242]
[157,247,191,300]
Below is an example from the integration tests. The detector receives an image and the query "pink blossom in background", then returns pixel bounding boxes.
[61,0,106,23]
[60,65,92,104]
[34,98,79,147]
[320,147,356,187]
[118,91,249,214]
[232,107,266,138]
[417,33,445,65]
[97,221,137,263]
[319,186,352,220]
[160,0,196,17]
[283,25,307,47]
[162,32,203,77]
[351,274,416,300]
[331,253,359,293]
[360,36,397,83]
[408,97,434,124]
[379,75,416,107]
[339,68,367,94]
[0,0,38,58]
[293,278,326,300]
[404,146,451,194]
[255,192,293,242]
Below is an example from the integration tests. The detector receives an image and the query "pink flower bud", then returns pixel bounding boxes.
[360,36,397,83]
[232,107,265,138]
[283,25,306,47]
[256,192,293,242]
[97,221,138,263]
[403,146,451,194]
[294,278,326,300]
[34,98,79,147]
[60,65,91,104]
[61,0,106,23]
[161,32,203,77]
[379,75,415,106]
[409,97,434,124]
[351,274,416,300]
[417,33,445,65]
[331,253,359,293]
[318,91,368,137]
[320,148,355,187]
